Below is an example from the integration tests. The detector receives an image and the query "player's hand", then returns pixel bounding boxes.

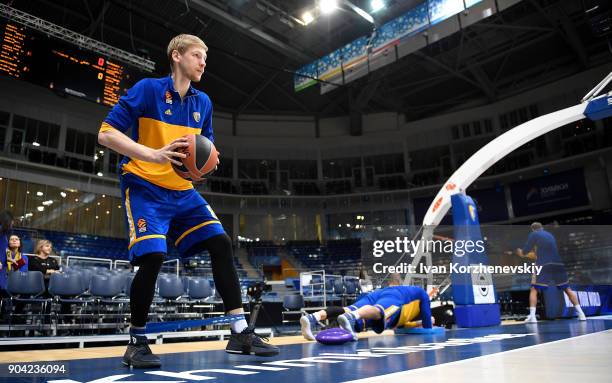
[148,137,189,166]
[215,151,220,171]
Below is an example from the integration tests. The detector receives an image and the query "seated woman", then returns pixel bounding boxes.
[6,234,28,273]
[28,239,60,287]
[301,274,433,341]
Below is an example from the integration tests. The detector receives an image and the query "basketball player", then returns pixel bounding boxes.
[300,274,433,341]
[515,222,586,323]
[98,34,278,368]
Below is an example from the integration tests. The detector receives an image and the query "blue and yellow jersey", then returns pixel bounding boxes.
[388,286,433,329]
[522,230,562,265]
[353,285,433,332]
[100,75,213,191]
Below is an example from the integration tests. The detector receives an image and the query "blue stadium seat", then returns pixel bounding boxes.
[49,273,85,297]
[333,280,345,295]
[158,275,184,300]
[7,271,46,297]
[283,294,304,311]
[90,274,124,298]
[187,278,212,300]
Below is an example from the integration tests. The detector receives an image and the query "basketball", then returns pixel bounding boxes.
[172,134,218,181]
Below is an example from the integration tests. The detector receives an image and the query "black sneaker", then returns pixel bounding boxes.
[122,335,161,368]
[225,326,279,357]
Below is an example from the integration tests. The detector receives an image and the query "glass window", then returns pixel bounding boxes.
[238,159,276,179]
[462,124,470,137]
[499,114,508,131]
[65,129,76,153]
[484,119,493,133]
[215,157,233,178]
[529,104,539,119]
[12,115,25,130]
[85,134,96,157]
[0,111,9,126]
[75,131,85,155]
[48,124,59,148]
[25,119,37,144]
[0,127,5,151]
[473,120,481,135]
[519,107,528,123]
[509,110,518,127]
[322,157,360,179]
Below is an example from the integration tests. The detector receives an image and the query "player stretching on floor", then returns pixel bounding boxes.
[515,222,586,323]
[98,34,278,368]
[301,274,433,341]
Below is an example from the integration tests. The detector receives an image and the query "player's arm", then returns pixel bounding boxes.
[419,291,433,328]
[98,128,187,166]
[98,79,188,166]
[516,232,537,259]
[200,94,220,168]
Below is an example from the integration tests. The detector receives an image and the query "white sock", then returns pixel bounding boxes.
[529,307,536,317]
[313,312,322,321]
[351,311,361,320]
[574,305,585,316]
[231,318,248,333]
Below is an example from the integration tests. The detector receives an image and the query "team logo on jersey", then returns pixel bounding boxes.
[137,218,147,233]
[165,91,172,104]
[193,112,200,122]
[165,109,172,116]
[468,204,476,221]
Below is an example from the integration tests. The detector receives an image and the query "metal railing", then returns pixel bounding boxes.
[299,270,327,307]
[161,259,180,277]
[66,255,112,269]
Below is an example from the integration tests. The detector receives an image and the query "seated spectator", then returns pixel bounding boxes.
[28,240,60,288]
[0,210,13,298]
[6,235,28,273]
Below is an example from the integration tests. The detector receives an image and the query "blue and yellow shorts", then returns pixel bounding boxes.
[531,263,569,290]
[120,173,225,263]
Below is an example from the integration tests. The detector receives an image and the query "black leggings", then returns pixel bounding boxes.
[188,234,242,312]
[130,234,242,327]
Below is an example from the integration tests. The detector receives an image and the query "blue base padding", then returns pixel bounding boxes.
[394,326,445,335]
[455,304,501,328]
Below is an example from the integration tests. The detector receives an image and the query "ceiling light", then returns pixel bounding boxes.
[320,0,337,14]
[37,206,44,211]
[60,192,67,198]
[97,172,103,177]
[371,0,385,13]
[302,11,314,24]
[32,141,40,147]
[36,191,43,196]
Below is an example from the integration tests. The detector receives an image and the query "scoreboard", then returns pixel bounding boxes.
[0,20,146,106]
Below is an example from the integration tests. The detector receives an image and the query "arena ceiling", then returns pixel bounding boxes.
[7,0,612,120]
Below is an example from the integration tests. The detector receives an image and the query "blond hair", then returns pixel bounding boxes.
[35,239,52,255]
[167,34,208,71]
